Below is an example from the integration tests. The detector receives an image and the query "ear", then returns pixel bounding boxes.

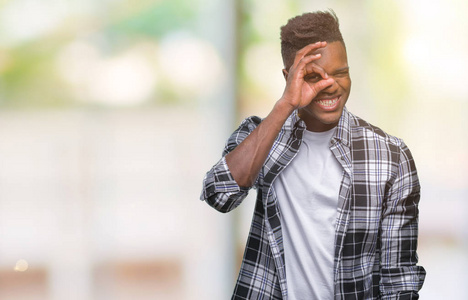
[282,69,288,81]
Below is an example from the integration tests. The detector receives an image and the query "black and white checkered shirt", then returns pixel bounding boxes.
[201,107,426,299]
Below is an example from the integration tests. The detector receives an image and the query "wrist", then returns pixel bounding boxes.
[275,97,297,115]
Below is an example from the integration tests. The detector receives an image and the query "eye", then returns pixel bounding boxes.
[334,70,349,78]
[304,74,321,82]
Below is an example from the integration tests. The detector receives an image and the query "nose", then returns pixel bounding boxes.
[321,77,338,94]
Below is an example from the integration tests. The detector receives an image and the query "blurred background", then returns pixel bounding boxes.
[0,0,466,299]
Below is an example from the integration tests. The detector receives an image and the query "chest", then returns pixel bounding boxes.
[274,139,343,210]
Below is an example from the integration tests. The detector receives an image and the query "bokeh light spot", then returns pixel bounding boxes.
[14,259,29,272]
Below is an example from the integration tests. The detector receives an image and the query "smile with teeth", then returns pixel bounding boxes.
[315,97,339,107]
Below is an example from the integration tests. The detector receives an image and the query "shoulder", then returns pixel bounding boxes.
[346,111,416,166]
[231,116,263,139]
[239,115,263,130]
[348,112,403,148]
[222,113,297,156]
[237,113,298,135]
[346,111,419,188]
[222,116,263,155]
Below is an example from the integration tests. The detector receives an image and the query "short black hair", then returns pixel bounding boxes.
[280,10,345,70]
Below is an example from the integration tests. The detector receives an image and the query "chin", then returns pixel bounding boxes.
[319,111,342,124]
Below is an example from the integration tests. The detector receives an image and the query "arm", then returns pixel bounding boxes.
[200,42,335,213]
[200,116,261,213]
[226,41,334,187]
[380,141,426,299]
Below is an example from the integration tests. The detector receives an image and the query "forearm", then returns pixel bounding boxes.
[225,99,294,187]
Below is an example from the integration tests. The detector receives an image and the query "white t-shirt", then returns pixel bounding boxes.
[273,127,343,300]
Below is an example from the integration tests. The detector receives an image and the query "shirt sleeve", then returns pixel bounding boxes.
[379,140,426,299]
[199,116,262,213]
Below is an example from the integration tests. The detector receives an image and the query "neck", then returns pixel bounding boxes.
[298,111,338,132]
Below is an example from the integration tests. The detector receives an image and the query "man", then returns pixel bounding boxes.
[200,11,425,299]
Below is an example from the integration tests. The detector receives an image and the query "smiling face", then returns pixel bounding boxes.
[288,41,351,132]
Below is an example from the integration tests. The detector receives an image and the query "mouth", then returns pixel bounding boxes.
[314,95,341,111]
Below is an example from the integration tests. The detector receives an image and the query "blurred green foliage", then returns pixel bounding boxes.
[0,0,198,109]
[0,0,409,114]
[107,0,196,39]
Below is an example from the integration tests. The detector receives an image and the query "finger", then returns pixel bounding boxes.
[301,52,323,65]
[311,78,334,94]
[304,62,328,79]
[292,41,327,67]
[296,41,327,58]
[288,53,323,80]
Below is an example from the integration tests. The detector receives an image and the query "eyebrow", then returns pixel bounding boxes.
[333,66,350,73]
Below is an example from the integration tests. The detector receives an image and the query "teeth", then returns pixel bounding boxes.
[316,98,338,107]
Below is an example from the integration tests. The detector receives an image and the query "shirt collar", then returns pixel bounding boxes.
[291,109,304,128]
[332,106,352,148]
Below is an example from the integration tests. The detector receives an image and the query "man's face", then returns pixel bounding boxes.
[294,41,351,132]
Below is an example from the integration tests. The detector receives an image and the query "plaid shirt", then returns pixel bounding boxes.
[201,107,426,299]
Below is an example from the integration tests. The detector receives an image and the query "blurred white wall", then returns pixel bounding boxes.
[0,108,235,299]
